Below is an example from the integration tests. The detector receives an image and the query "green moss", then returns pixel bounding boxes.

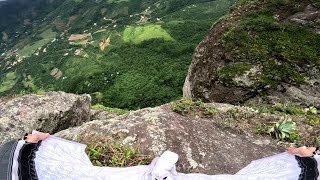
[218,63,253,83]
[261,61,304,88]
[221,7,320,88]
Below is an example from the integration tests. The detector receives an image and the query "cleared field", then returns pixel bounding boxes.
[17,38,52,57]
[40,28,57,39]
[68,33,91,41]
[123,25,174,44]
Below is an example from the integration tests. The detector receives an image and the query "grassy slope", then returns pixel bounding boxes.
[0,0,236,110]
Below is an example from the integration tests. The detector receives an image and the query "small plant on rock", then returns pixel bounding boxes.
[268,116,299,141]
[307,106,318,115]
[304,106,320,126]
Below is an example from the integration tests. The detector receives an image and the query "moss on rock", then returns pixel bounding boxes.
[218,63,253,85]
[184,0,320,107]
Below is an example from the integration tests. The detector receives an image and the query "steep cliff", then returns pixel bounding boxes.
[184,0,320,108]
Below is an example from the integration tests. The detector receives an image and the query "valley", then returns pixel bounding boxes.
[0,0,236,109]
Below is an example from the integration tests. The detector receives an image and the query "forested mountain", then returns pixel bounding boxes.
[0,0,236,109]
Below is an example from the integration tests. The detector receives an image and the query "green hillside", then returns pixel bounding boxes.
[0,0,236,109]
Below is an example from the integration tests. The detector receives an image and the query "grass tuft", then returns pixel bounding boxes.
[171,99,218,117]
[86,143,152,167]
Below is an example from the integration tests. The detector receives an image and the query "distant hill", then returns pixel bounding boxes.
[0,0,236,109]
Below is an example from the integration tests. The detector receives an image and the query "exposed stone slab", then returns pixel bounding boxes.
[0,91,91,145]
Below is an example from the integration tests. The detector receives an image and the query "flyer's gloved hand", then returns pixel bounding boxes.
[149,151,179,180]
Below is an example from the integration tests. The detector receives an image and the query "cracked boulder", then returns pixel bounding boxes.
[56,103,283,174]
[0,91,91,145]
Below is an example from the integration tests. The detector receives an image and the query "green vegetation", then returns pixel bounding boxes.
[257,103,306,115]
[305,106,320,126]
[307,106,318,115]
[255,123,272,135]
[251,103,320,126]
[17,38,53,58]
[218,63,252,83]
[86,143,152,167]
[40,28,57,39]
[309,119,320,126]
[22,77,38,92]
[92,104,128,115]
[221,1,320,88]
[107,0,130,3]
[171,98,218,117]
[0,0,236,110]
[123,25,174,44]
[268,116,299,141]
[0,72,18,93]
[250,103,320,127]
[165,0,235,21]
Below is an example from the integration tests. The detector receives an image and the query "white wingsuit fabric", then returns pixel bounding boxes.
[33,131,303,180]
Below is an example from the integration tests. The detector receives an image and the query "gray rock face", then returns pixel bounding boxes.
[182,18,259,105]
[56,103,282,174]
[0,91,91,145]
[91,109,119,120]
[287,5,320,34]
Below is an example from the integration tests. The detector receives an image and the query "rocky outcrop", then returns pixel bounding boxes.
[287,4,320,34]
[90,109,119,120]
[0,91,91,145]
[183,1,320,108]
[56,103,283,174]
